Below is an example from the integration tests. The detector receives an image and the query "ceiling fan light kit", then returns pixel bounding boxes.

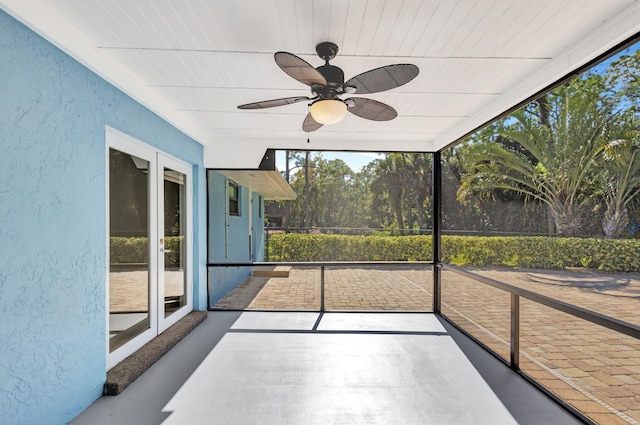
[238,42,419,132]
[309,99,347,124]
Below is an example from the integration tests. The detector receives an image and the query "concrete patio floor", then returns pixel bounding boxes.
[212,265,640,424]
[72,311,582,425]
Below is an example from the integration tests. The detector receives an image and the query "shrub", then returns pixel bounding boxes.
[164,236,183,266]
[110,236,183,266]
[110,237,148,264]
[267,233,640,272]
[268,234,432,261]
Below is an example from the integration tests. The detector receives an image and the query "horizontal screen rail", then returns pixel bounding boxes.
[208,261,435,313]
[441,264,640,340]
[208,261,434,267]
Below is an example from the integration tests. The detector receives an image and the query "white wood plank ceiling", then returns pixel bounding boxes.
[2,0,640,167]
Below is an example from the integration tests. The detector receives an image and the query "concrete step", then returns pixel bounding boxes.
[252,266,291,278]
[104,310,207,395]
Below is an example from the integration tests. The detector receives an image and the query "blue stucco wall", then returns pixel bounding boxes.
[207,171,265,304]
[0,10,206,425]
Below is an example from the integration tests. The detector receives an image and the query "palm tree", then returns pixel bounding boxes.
[594,47,640,237]
[458,76,615,236]
[369,153,432,232]
[592,124,640,237]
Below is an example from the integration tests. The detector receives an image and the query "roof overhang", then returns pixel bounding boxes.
[213,169,296,201]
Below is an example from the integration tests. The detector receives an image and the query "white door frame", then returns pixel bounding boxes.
[106,127,193,369]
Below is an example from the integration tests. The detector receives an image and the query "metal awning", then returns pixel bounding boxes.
[214,169,296,201]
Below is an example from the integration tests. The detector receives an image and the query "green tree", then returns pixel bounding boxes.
[591,117,640,237]
[313,158,355,227]
[285,153,361,230]
[370,154,406,229]
[369,153,432,232]
[592,48,640,237]
[302,151,312,228]
[286,152,317,229]
[458,75,616,236]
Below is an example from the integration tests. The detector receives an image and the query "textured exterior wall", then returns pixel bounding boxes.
[0,10,206,425]
[207,171,265,304]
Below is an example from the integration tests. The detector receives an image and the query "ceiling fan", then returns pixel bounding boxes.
[237,42,419,132]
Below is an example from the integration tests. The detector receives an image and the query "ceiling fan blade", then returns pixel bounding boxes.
[275,52,327,87]
[345,64,419,94]
[346,97,397,121]
[302,113,323,132]
[237,96,310,109]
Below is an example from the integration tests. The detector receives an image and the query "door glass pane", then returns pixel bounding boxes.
[163,168,187,318]
[108,149,151,352]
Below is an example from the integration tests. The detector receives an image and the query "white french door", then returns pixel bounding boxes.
[107,128,192,369]
[157,154,193,332]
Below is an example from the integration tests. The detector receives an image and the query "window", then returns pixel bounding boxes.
[229,181,240,216]
[258,195,263,218]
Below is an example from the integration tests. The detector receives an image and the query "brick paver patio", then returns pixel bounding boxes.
[110,268,186,312]
[213,265,640,425]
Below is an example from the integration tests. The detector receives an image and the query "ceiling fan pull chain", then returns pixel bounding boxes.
[307,105,311,143]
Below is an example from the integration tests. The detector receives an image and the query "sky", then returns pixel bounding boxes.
[276,150,383,173]
[591,42,639,75]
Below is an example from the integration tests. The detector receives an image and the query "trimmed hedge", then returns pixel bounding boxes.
[268,233,640,272]
[110,236,183,266]
[269,234,432,262]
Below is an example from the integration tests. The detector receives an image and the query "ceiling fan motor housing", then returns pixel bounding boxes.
[316,64,344,91]
[314,42,344,97]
